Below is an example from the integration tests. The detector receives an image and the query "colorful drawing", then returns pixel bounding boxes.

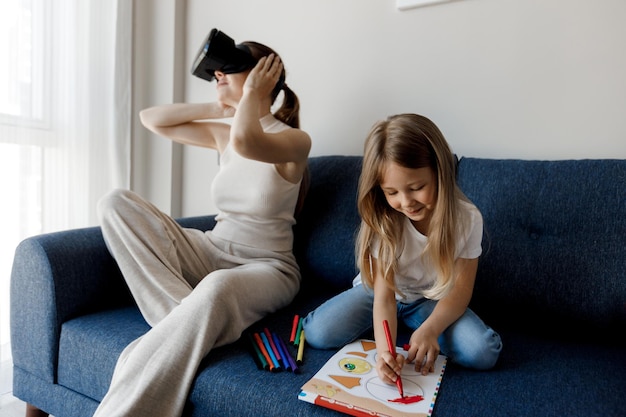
[299,339,446,417]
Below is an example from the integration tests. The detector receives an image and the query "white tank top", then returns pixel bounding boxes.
[210,114,301,252]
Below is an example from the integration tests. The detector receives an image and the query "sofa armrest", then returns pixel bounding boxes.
[10,226,128,382]
[10,215,217,383]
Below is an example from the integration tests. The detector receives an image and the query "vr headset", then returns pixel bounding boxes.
[191,29,257,82]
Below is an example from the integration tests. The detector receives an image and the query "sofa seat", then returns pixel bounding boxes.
[37,300,626,417]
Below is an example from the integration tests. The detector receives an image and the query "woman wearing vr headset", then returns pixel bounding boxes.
[94,33,311,417]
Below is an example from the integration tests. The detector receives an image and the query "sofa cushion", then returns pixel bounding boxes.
[55,305,626,417]
[457,158,626,337]
[57,307,149,401]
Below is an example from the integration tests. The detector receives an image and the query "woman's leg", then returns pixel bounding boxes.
[97,189,218,326]
[302,284,374,349]
[93,247,300,417]
[400,300,502,370]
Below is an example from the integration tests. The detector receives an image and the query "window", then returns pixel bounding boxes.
[0,0,47,365]
[0,0,48,128]
[0,0,131,368]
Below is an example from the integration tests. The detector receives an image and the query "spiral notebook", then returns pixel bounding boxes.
[298,339,447,417]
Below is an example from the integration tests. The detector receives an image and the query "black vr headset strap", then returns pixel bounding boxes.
[191,29,257,82]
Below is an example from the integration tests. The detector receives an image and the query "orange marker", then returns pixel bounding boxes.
[253,332,275,372]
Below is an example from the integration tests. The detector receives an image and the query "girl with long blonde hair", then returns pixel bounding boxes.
[303,114,501,383]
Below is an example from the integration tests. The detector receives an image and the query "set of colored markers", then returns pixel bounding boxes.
[247,315,305,373]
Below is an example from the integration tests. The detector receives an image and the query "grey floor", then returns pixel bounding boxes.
[0,393,26,417]
[1,359,26,417]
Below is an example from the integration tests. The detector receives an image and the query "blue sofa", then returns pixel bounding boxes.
[11,155,626,417]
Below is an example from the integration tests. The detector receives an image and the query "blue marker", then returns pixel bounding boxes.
[260,332,281,371]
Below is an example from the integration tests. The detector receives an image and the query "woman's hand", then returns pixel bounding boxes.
[243,54,283,97]
[216,102,236,118]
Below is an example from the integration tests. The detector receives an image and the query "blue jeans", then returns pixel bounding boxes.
[302,284,502,370]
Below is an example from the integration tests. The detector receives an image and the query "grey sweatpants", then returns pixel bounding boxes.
[93,189,300,417]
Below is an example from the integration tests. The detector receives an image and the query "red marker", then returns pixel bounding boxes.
[382,319,404,398]
[290,315,299,343]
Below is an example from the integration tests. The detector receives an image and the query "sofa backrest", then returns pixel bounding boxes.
[457,157,626,336]
[295,155,625,337]
[294,156,362,294]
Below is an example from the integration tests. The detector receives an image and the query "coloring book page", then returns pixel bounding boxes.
[299,339,447,417]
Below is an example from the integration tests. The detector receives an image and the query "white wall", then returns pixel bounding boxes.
[133,0,626,217]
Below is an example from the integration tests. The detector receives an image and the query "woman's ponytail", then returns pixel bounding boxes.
[273,84,300,129]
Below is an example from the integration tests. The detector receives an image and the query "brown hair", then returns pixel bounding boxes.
[241,41,308,216]
[242,41,301,129]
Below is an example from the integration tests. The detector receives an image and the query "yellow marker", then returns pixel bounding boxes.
[296,330,305,365]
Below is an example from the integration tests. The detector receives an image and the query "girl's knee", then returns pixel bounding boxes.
[302,311,359,349]
[301,287,374,349]
[302,313,338,349]
[457,330,503,370]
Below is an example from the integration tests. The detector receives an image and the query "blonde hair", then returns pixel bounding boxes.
[356,113,470,299]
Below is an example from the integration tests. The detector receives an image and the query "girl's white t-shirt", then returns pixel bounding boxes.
[353,200,483,303]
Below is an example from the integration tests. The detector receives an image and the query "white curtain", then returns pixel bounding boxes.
[0,0,131,369]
